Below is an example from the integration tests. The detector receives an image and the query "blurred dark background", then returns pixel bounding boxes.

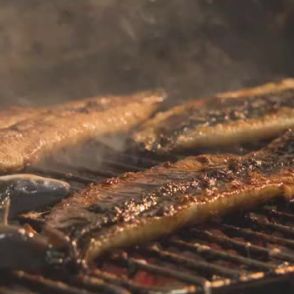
[0,0,293,106]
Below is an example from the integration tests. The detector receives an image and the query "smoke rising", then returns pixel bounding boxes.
[0,0,293,107]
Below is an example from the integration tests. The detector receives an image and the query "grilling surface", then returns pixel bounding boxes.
[44,131,294,263]
[0,80,293,293]
[13,148,293,294]
[5,191,294,293]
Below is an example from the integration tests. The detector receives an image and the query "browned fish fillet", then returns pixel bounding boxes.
[133,79,294,153]
[0,95,136,129]
[0,91,164,173]
[0,99,100,129]
[46,130,294,263]
[0,107,43,129]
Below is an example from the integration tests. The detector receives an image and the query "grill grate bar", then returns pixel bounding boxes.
[9,271,95,294]
[68,165,119,178]
[98,158,146,172]
[191,228,294,263]
[28,157,156,186]
[27,166,101,185]
[45,150,161,177]
[74,274,131,294]
[170,238,275,271]
[221,223,294,249]
[261,207,294,222]
[247,213,294,237]
[114,256,210,289]
[50,155,147,173]
[89,269,180,294]
[144,245,241,279]
[0,286,38,294]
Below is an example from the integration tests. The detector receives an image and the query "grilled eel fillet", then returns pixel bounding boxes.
[0,107,43,129]
[46,130,294,263]
[0,94,146,129]
[0,91,164,173]
[0,99,104,129]
[0,100,97,129]
[133,79,294,153]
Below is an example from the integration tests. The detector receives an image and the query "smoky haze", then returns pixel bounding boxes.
[0,0,293,107]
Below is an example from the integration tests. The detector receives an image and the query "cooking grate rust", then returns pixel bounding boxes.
[1,152,294,294]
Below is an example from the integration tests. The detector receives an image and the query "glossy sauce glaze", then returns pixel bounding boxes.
[133,80,294,152]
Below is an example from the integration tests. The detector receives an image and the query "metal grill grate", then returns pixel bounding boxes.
[87,202,294,294]
[1,153,294,294]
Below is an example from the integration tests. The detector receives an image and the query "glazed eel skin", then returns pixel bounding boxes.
[133,79,294,153]
[46,130,294,263]
[0,91,164,173]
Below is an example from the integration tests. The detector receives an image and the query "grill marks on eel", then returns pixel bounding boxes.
[133,79,294,153]
[46,130,294,263]
[0,91,164,173]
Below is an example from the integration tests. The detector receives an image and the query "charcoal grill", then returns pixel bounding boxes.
[0,2,293,293]
[0,150,292,294]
